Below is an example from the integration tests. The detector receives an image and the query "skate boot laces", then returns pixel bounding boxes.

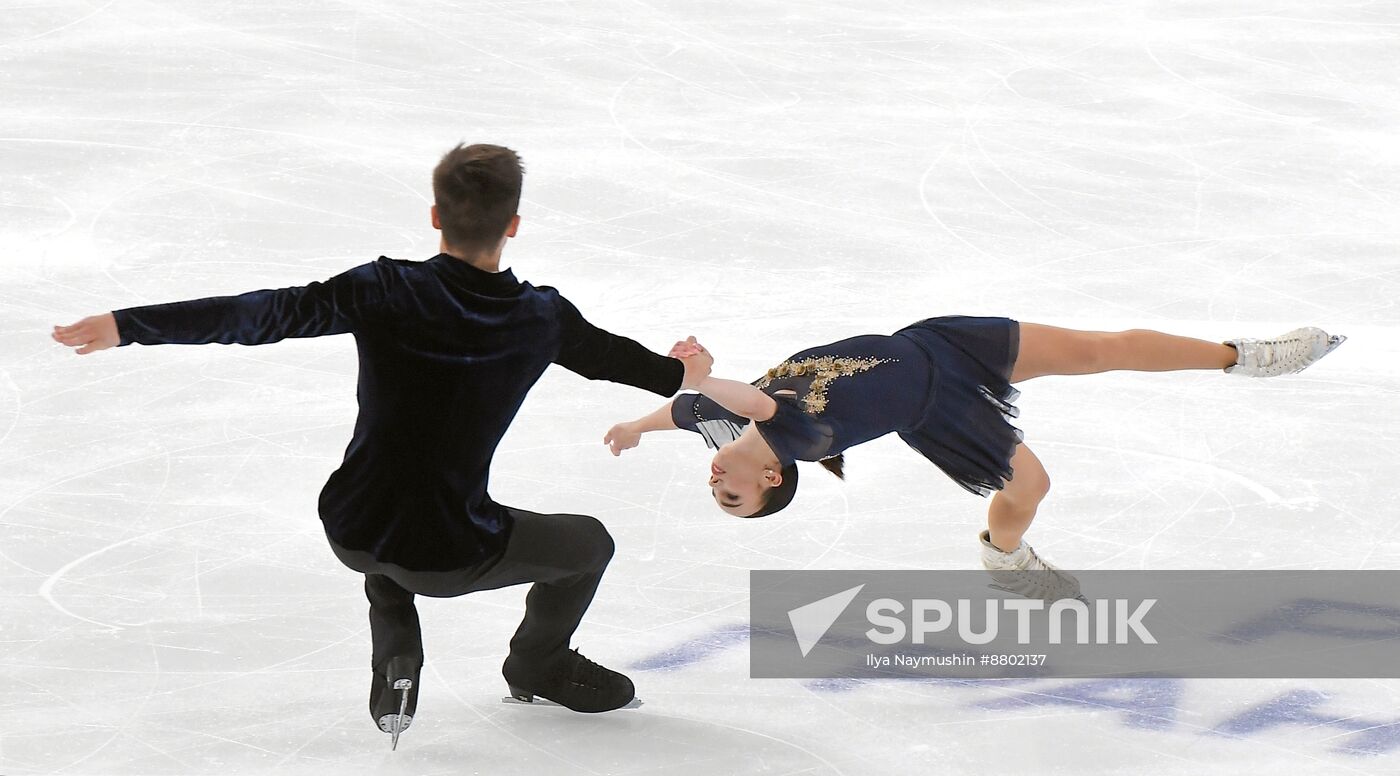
[562,648,607,690]
[1226,327,1344,378]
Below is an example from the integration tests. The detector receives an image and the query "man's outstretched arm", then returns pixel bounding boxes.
[53,262,388,354]
[553,296,711,395]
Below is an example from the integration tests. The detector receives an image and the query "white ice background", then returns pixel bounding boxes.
[2,0,1399,773]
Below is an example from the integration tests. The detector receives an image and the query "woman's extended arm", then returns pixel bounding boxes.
[693,376,777,422]
[604,337,775,456]
[604,400,679,456]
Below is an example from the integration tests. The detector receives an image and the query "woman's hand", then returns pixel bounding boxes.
[604,422,643,456]
[669,336,705,359]
[53,313,119,355]
[671,336,713,390]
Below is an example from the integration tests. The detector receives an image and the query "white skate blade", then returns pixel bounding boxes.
[501,695,644,709]
[987,583,1089,605]
[1293,333,1346,375]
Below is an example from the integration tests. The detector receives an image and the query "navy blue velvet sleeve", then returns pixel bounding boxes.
[552,295,684,397]
[671,392,747,449]
[112,260,390,346]
[756,396,834,465]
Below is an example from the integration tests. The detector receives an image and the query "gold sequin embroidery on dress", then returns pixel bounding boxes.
[755,356,895,414]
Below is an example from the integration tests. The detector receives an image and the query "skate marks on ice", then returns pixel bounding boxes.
[412,668,841,775]
[470,713,838,775]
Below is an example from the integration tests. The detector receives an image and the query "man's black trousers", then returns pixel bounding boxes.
[328,507,616,674]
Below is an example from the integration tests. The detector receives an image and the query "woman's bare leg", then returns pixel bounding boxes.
[982,442,1082,600]
[996,324,1232,548]
[987,443,1049,552]
[1009,323,1236,383]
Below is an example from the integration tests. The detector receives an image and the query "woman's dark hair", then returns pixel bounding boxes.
[745,454,845,518]
[432,143,524,252]
[818,454,845,480]
[747,464,798,518]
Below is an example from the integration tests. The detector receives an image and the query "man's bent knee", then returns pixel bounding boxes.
[575,515,615,565]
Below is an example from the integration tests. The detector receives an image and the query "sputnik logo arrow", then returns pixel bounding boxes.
[788,584,865,657]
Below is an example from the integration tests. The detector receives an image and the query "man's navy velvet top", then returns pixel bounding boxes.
[112,254,684,571]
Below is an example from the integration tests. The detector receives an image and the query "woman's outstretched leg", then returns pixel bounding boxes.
[1009,324,1236,383]
[1010,322,1344,382]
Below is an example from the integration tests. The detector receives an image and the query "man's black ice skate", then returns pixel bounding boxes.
[370,656,420,750]
[502,649,639,712]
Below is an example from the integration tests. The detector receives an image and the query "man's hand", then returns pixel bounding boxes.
[53,313,119,355]
[671,336,713,390]
[604,422,642,456]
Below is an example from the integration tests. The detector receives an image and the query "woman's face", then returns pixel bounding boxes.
[708,443,773,517]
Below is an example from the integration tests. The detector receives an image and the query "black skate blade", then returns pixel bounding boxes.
[377,711,413,738]
[501,695,643,709]
[391,683,410,751]
[377,672,415,751]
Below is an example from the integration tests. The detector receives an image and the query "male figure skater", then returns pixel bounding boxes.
[51,144,712,748]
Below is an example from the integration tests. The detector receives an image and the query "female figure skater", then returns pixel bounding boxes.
[605,318,1344,599]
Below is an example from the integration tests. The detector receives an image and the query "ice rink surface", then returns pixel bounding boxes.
[3,0,1399,773]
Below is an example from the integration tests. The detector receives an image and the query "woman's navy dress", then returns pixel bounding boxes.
[671,315,1024,496]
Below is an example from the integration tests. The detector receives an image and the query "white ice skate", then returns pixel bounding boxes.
[979,530,1084,602]
[1223,327,1346,378]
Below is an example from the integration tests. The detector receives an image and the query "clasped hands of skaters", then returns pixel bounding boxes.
[673,336,714,390]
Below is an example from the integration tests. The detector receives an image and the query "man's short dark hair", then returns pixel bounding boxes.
[433,144,524,252]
